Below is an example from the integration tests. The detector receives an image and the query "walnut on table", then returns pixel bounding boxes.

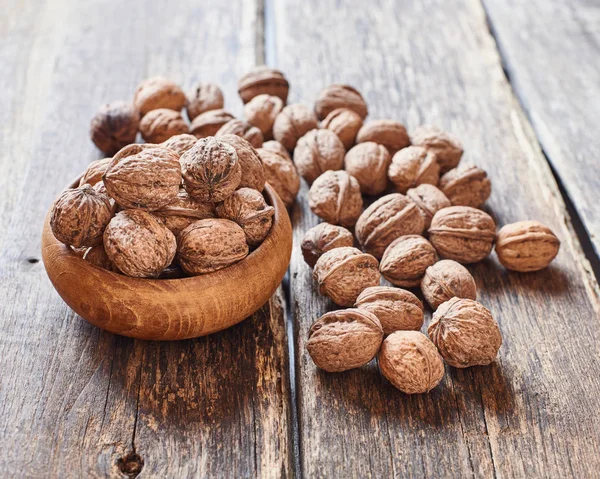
[89,101,139,155]
[314,84,368,121]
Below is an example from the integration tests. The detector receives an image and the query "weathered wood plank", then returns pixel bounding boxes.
[483,0,600,260]
[274,0,600,477]
[0,0,292,477]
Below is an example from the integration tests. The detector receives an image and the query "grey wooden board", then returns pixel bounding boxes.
[484,0,600,261]
[0,0,291,477]
[273,0,600,477]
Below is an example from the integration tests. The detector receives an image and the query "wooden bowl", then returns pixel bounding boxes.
[42,180,292,340]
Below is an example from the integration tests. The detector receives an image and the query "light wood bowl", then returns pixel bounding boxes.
[42,180,292,340]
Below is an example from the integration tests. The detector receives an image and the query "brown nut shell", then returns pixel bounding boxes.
[261,140,291,161]
[257,148,300,208]
[388,146,440,194]
[139,108,189,143]
[355,193,425,259]
[439,165,491,208]
[356,120,410,155]
[355,286,424,334]
[272,104,319,151]
[244,94,284,140]
[301,223,354,268]
[177,218,249,275]
[411,125,463,173]
[190,109,235,138]
[294,129,345,183]
[216,188,274,246]
[103,209,177,278]
[313,246,381,307]
[495,220,560,272]
[380,235,437,287]
[421,259,477,310]
[80,157,113,187]
[428,206,496,263]
[160,133,198,156]
[344,142,392,195]
[89,101,139,155]
[50,184,114,248]
[314,84,368,120]
[378,331,445,394]
[83,244,117,272]
[308,170,363,228]
[186,83,224,121]
[133,77,186,116]
[103,146,181,210]
[428,297,502,368]
[321,108,363,150]
[238,66,290,104]
[216,119,264,149]
[152,188,215,236]
[219,134,266,191]
[181,137,241,202]
[406,184,451,230]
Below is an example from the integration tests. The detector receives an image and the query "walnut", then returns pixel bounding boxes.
[50,184,113,247]
[219,134,265,191]
[439,165,491,208]
[380,235,437,287]
[428,206,496,263]
[355,286,424,334]
[80,157,112,186]
[244,94,284,140]
[428,297,502,368]
[344,142,391,195]
[93,181,117,214]
[256,148,300,208]
[89,101,139,155]
[272,104,319,151]
[153,188,215,236]
[238,66,290,104]
[190,109,235,138]
[421,259,477,310]
[388,146,440,194]
[216,188,274,246]
[294,129,345,183]
[83,244,117,272]
[321,108,363,150]
[160,133,198,156]
[313,246,380,306]
[103,146,181,210]
[139,108,189,143]
[216,119,264,148]
[103,209,177,278]
[411,125,463,173]
[356,120,410,155]
[308,170,363,228]
[261,140,291,161]
[111,143,159,161]
[133,77,186,116]
[314,84,368,120]
[186,83,224,121]
[495,220,560,272]
[355,193,425,259]
[306,309,383,372]
[177,218,249,275]
[301,223,354,268]
[378,331,445,394]
[406,184,451,230]
[180,137,241,202]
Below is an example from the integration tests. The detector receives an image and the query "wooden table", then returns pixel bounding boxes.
[2,0,599,477]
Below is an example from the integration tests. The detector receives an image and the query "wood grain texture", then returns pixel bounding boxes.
[273,0,600,477]
[0,0,291,476]
[483,0,600,260]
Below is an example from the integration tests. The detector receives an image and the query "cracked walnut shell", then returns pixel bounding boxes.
[439,165,491,208]
[51,184,113,248]
[177,218,249,275]
[378,331,444,394]
[495,221,560,272]
[153,188,215,236]
[103,209,177,278]
[181,137,241,202]
[89,101,139,155]
[216,119,264,149]
[314,84,368,120]
[133,77,186,116]
[139,108,189,143]
[355,193,425,259]
[160,133,198,156]
[244,94,284,140]
[313,246,380,307]
[219,134,266,191]
[406,184,451,230]
[308,170,363,228]
[321,108,363,150]
[256,148,300,208]
[103,146,181,210]
[301,223,354,268]
[216,188,274,246]
[411,125,463,173]
[421,260,477,310]
[355,286,424,334]
[428,297,502,368]
[272,104,318,151]
[428,206,495,264]
[306,308,383,372]
[238,66,290,104]
[344,142,391,196]
[294,129,345,183]
[190,109,235,138]
[356,120,410,155]
[186,83,224,121]
[380,235,437,287]
[388,146,440,194]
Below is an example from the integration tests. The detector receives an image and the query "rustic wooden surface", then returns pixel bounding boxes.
[2,0,600,477]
